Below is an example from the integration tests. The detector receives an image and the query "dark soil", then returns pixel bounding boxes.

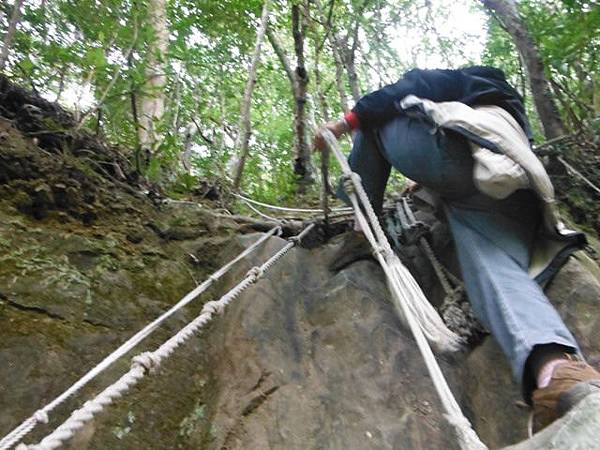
[0,75,155,225]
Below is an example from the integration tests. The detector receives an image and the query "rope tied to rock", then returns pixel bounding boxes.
[0,226,284,450]
[320,129,486,450]
[13,223,314,450]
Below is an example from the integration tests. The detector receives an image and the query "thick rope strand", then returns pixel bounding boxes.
[0,227,281,450]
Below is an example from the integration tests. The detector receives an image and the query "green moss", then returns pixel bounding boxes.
[111,411,136,440]
[178,403,207,438]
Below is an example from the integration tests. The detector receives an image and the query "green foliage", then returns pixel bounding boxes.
[1,0,596,206]
[481,0,600,135]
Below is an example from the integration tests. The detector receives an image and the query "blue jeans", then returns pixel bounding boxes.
[339,116,580,393]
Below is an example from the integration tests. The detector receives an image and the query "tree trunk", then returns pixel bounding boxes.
[313,43,330,122]
[266,28,295,86]
[267,21,315,192]
[313,0,350,112]
[373,1,385,88]
[481,0,566,139]
[341,10,364,103]
[291,3,314,192]
[231,0,272,190]
[181,122,196,174]
[138,0,169,153]
[0,0,25,71]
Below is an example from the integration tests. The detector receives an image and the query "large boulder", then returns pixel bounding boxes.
[1,206,598,450]
[198,234,461,449]
[193,234,600,450]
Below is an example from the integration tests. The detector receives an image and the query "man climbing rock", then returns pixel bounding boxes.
[314,66,600,432]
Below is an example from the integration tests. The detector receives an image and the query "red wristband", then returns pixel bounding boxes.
[344,111,361,130]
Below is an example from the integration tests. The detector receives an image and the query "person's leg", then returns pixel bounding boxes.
[445,196,581,401]
[336,129,391,216]
[337,116,477,212]
[377,116,477,200]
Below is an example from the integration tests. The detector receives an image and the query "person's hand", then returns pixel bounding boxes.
[313,119,350,152]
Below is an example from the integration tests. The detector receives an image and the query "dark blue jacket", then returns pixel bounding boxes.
[352,66,533,141]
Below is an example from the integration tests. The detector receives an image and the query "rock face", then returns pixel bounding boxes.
[193,234,600,450]
[2,218,600,450]
[0,194,245,450]
[200,235,461,450]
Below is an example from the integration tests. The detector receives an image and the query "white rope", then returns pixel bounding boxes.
[322,130,486,449]
[232,192,352,214]
[16,224,314,450]
[237,196,286,223]
[0,226,282,450]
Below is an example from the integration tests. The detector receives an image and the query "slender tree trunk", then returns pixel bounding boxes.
[127,52,143,172]
[55,64,67,102]
[181,122,196,174]
[342,12,364,102]
[231,0,272,190]
[291,3,314,192]
[313,0,350,112]
[0,0,25,71]
[268,24,315,192]
[313,43,330,122]
[344,45,361,102]
[481,0,566,139]
[374,0,385,88]
[266,28,295,85]
[170,71,182,132]
[331,47,349,112]
[138,0,169,153]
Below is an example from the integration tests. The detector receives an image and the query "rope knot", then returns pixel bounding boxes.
[341,172,363,196]
[33,410,49,424]
[246,266,264,281]
[131,352,161,374]
[202,300,224,315]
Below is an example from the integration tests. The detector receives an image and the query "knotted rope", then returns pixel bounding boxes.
[321,130,486,449]
[0,226,283,450]
[15,224,314,450]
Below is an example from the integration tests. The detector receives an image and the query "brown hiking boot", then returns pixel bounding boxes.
[532,358,600,431]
